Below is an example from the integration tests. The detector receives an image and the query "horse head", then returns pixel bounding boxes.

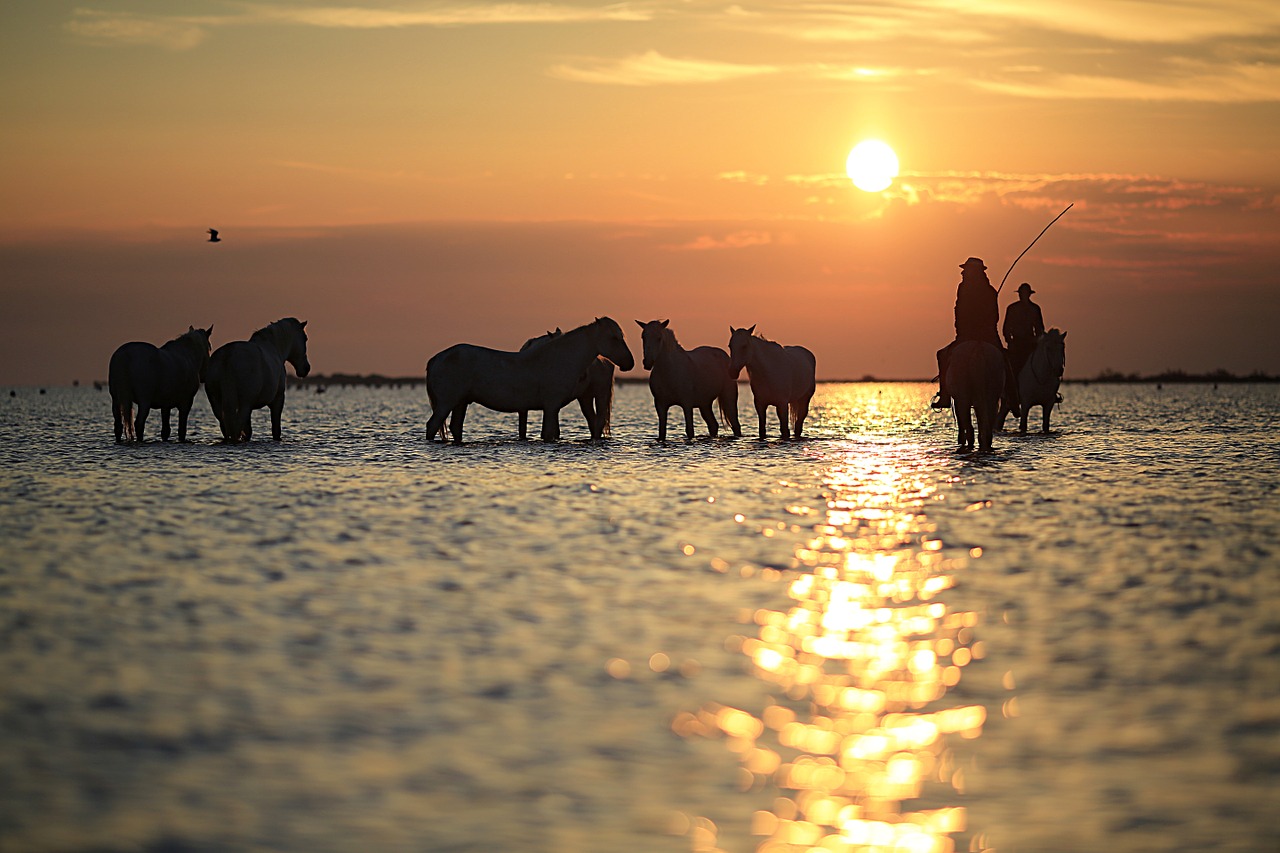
[1041,328,1066,377]
[285,318,311,378]
[635,319,670,371]
[728,325,756,374]
[592,317,634,371]
[184,325,214,381]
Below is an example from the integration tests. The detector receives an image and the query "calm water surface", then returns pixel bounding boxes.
[1,382,1277,852]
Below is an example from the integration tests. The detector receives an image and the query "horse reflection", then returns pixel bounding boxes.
[727,325,816,440]
[109,325,213,443]
[205,317,310,443]
[517,328,616,441]
[637,319,741,441]
[425,316,634,444]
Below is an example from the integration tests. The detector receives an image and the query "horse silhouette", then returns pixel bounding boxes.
[637,319,741,441]
[517,329,616,441]
[426,317,634,444]
[728,325,816,440]
[109,325,213,443]
[204,318,310,443]
[207,229,220,243]
[1003,328,1066,434]
[947,340,1004,452]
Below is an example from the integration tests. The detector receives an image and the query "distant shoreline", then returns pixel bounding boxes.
[24,370,1280,391]
[289,370,1278,388]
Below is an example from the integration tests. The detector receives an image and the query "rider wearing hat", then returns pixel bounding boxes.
[1003,282,1045,376]
[932,257,1019,413]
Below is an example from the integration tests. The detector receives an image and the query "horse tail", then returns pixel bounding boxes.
[425,376,448,441]
[218,373,241,442]
[108,349,135,441]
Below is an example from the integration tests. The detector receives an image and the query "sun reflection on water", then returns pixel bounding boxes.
[677,439,989,853]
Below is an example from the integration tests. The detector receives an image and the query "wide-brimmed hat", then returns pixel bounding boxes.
[1018,282,1035,294]
[959,257,987,271]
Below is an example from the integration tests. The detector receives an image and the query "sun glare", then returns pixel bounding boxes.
[846,140,899,193]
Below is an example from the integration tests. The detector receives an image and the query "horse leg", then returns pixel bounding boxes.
[1019,404,1029,435]
[683,406,696,440]
[134,405,149,442]
[656,404,668,442]
[700,404,719,439]
[449,404,467,445]
[578,396,599,440]
[242,414,253,442]
[978,403,995,452]
[160,408,172,441]
[425,402,450,442]
[177,404,191,443]
[792,397,811,439]
[113,398,125,443]
[754,399,769,440]
[775,404,790,440]
[518,410,529,440]
[267,390,285,441]
[956,404,973,450]
[722,383,742,437]
[1042,403,1053,434]
[540,407,560,443]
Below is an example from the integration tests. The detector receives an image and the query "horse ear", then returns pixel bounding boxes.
[300,320,308,329]
[635,320,645,328]
[555,327,562,334]
[189,325,196,332]
[748,324,756,335]
[207,324,214,336]
[660,319,669,328]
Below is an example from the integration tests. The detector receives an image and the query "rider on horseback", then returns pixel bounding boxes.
[1003,282,1045,377]
[932,257,1021,415]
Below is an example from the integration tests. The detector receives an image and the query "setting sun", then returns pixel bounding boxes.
[846,140,900,193]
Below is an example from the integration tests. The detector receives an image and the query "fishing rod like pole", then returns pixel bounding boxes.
[998,202,1074,294]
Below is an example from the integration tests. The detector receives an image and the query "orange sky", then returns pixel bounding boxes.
[2,1,1278,383]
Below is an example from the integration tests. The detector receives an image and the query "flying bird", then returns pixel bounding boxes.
[207,228,221,243]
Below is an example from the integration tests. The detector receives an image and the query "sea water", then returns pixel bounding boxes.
[1,382,1277,852]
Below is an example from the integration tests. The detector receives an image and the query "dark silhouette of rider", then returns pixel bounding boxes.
[932,257,1020,414]
[1003,282,1045,376]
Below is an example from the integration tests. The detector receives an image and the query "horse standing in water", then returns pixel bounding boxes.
[728,326,816,440]
[516,329,616,441]
[1002,328,1066,435]
[109,325,213,443]
[637,319,741,441]
[946,340,1005,452]
[426,316,634,444]
[204,318,310,443]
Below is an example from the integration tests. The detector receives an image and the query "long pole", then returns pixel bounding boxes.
[998,203,1074,294]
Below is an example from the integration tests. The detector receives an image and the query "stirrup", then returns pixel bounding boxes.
[930,393,951,409]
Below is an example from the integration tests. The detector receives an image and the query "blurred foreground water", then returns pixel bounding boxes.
[1,382,1277,852]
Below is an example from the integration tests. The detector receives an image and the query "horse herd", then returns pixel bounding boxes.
[106,316,819,446]
[107,316,1062,450]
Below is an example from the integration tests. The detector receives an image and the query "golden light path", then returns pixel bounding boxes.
[676,437,990,853]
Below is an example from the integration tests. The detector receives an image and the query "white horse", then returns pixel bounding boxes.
[517,328,617,441]
[109,325,213,443]
[637,319,741,441]
[1005,328,1066,434]
[205,318,310,443]
[728,325,816,440]
[947,340,1005,452]
[426,317,634,444]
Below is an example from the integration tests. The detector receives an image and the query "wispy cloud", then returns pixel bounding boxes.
[66,3,652,49]
[666,230,780,251]
[975,60,1280,103]
[549,50,778,85]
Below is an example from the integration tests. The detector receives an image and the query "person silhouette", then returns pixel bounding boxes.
[1003,282,1045,377]
[932,257,1019,414]
[207,228,221,243]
